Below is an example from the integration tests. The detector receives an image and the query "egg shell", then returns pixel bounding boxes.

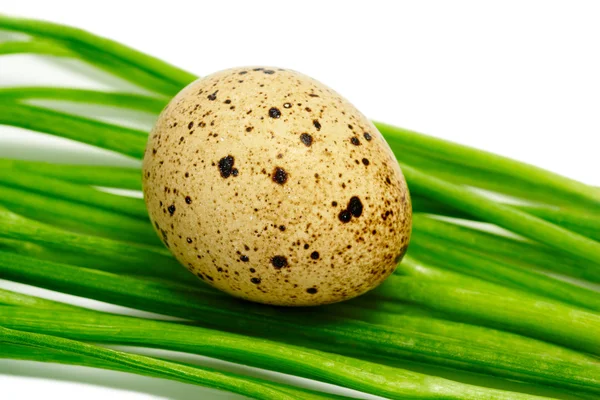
[142,67,411,306]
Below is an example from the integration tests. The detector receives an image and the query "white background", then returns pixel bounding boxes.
[1,0,599,399]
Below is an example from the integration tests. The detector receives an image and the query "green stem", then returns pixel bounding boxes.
[0,159,142,190]
[412,194,600,242]
[1,250,598,394]
[518,204,600,241]
[410,215,600,309]
[378,271,600,356]
[68,45,186,96]
[0,39,72,57]
[2,304,554,400]
[0,326,308,400]
[0,15,196,93]
[0,87,168,114]
[0,344,347,400]
[5,285,594,376]
[0,184,158,245]
[407,215,600,284]
[399,163,600,265]
[377,122,600,208]
[0,166,147,219]
[411,194,473,219]
[0,102,147,159]
[0,39,178,95]
[410,230,600,312]
[0,207,194,284]
[0,238,146,277]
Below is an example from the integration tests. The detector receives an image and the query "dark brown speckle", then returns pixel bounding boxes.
[272,167,288,185]
[268,107,281,119]
[271,256,288,269]
[348,196,363,217]
[338,210,351,223]
[218,155,235,178]
[300,133,313,147]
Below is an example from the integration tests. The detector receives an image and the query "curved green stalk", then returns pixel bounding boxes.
[0,167,147,219]
[0,87,168,114]
[378,270,600,356]
[412,194,600,242]
[411,194,473,219]
[5,286,597,375]
[0,326,308,400]
[0,159,142,190]
[0,184,158,245]
[409,230,600,312]
[0,207,194,284]
[1,250,599,394]
[377,122,600,208]
[0,15,196,92]
[0,39,72,57]
[0,344,347,400]
[69,45,187,96]
[407,215,600,283]
[400,163,600,265]
[518,204,600,241]
[0,102,147,159]
[0,41,179,97]
[0,238,153,277]
[1,303,557,400]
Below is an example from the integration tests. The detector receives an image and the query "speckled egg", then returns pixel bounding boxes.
[142,67,411,306]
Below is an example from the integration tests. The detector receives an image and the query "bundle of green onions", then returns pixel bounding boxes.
[1,15,599,400]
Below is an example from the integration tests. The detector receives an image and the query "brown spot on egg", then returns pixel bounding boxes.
[271,167,288,185]
[268,107,281,119]
[338,210,352,223]
[271,256,288,269]
[348,196,363,218]
[299,133,313,147]
[218,155,235,178]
